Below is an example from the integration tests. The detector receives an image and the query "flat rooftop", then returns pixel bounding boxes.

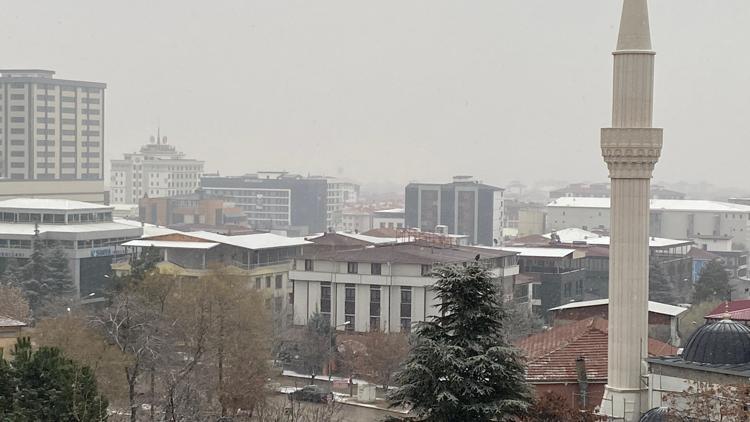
[307,243,515,265]
[0,198,111,212]
[548,197,750,213]
[548,298,687,317]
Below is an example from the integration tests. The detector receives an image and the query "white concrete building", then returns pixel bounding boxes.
[0,70,107,203]
[547,197,750,251]
[0,198,142,297]
[324,177,360,230]
[110,133,204,204]
[372,208,405,230]
[290,243,519,333]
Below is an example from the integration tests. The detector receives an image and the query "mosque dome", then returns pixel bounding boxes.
[680,319,750,365]
[639,407,670,422]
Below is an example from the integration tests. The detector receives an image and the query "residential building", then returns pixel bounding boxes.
[405,175,504,246]
[200,172,328,234]
[504,200,546,236]
[110,133,204,204]
[0,198,142,296]
[138,192,247,229]
[546,197,750,250]
[372,208,405,230]
[0,69,107,203]
[547,299,687,345]
[0,316,27,360]
[290,241,519,333]
[120,231,311,326]
[324,177,359,230]
[515,318,676,411]
[549,183,685,200]
[339,207,373,233]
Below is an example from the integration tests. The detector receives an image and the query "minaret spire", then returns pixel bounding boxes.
[616,0,652,50]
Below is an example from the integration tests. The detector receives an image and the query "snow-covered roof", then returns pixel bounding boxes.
[588,236,691,248]
[544,228,601,243]
[122,239,219,250]
[186,231,312,250]
[0,198,111,211]
[548,197,750,213]
[543,228,690,248]
[374,208,405,214]
[0,316,26,327]
[499,247,578,258]
[548,299,688,316]
[113,218,179,238]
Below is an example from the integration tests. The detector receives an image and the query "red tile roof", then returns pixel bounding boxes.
[514,318,677,382]
[706,300,750,321]
[687,247,723,261]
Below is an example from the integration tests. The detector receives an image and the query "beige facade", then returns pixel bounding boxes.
[0,179,106,204]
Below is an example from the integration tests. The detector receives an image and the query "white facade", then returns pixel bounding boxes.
[548,197,750,251]
[372,208,405,230]
[290,254,519,333]
[110,134,204,203]
[340,210,373,233]
[0,69,105,182]
[325,178,359,230]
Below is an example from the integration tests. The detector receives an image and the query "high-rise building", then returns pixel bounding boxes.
[110,133,204,204]
[0,69,107,203]
[599,0,663,419]
[200,172,328,234]
[404,176,504,246]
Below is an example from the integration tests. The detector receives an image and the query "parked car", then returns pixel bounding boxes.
[289,385,334,403]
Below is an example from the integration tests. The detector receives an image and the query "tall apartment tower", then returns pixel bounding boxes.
[110,133,204,204]
[0,69,107,203]
[405,176,504,246]
[599,0,662,420]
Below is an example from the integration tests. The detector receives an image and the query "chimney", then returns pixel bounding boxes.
[575,356,589,409]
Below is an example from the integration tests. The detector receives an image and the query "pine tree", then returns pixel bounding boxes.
[298,312,335,378]
[693,260,732,303]
[649,261,677,304]
[20,232,51,311]
[46,243,76,300]
[0,258,23,287]
[388,263,533,422]
[131,246,161,281]
[1,337,108,421]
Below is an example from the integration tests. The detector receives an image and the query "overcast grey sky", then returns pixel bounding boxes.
[3,1,748,190]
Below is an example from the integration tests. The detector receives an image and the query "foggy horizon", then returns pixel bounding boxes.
[4,0,749,192]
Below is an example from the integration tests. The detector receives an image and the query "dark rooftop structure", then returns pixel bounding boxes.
[303,242,517,266]
[680,319,750,365]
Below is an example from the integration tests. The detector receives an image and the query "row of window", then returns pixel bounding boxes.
[253,274,286,290]
[0,211,112,224]
[303,259,432,276]
[320,283,412,332]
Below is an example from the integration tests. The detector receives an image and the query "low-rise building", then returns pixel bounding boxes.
[120,231,310,326]
[0,316,27,360]
[139,192,247,228]
[372,208,405,230]
[0,198,142,296]
[290,242,519,333]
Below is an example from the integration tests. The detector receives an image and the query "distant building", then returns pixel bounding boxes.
[110,133,204,204]
[549,183,685,200]
[546,197,750,251]
[372,208,405,230]
[339,207,373,233]
[504,200,546,236]
[405,175,504,246]
[704,300,750,324]
[290,242,519,333]
[138,192,247,228]
[0,198,142,297]
[0,316,27,360]
[325,178,359,230]
[0,69,107,203]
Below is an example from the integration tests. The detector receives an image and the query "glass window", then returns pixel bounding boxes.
[421,264,432,276]
[255,277,261,289]
[321,282,331,319]
[275,274,283,289]
[304,259,314,271]
[371,263,381,275]
[265,276,271,289]
[347,262,358,274]
[400,286,412,331]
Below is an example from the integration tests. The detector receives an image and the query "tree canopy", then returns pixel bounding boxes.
[693,260,731,303]
[388,263,533,422]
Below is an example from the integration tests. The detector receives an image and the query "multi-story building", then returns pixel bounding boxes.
[549,183,685,200]
[323,177,359,230]
[200,172,329,234]
[372,208,405,230]
[120,230,310,326]
[405,176,504,246]
[138,192,247,229]
[0,69,107,203]
[110,133,204,204]
[290,242,519,333]
[0,198,142,296]
[547,197,750,250]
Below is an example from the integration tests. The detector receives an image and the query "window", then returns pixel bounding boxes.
[304,259,314,271]
[275,274,283,289]
[400,286,412,332]
[345,284,355,331]
[321,282,332,321]
[531,284,541,300]
[274,296,283,314]
[421,264,432,276]
[575,279,584,296]
[265,276,271,289]
[347,262,358,274]
[371,263,381,275]
[370,285,381,331]
[563,282,572,298]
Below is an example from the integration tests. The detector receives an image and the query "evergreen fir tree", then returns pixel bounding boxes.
[693,260,732,303]
[649,260,677,304]
[46,243,77,299]
[130,246,161,281]
[0,258,23,287]
[1,337,108,421]
[20,231,52,311]
[388,262,533,422]
[298,311,335,378]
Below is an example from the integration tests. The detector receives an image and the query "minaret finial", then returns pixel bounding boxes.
[616,0,652,51]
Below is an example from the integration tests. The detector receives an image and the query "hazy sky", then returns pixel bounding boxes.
[3,1,749,190]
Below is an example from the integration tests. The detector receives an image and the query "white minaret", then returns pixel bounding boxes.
[599,0,662,420]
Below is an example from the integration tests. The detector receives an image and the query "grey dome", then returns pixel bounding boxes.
[640,407,668,422]
[681,319,750,365]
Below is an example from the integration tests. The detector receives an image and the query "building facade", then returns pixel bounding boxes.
[405,176,504,246]
[290,242,519,333]
[0,198,142,297]
[138,192,247,229]
[325,177,359,230]
[0,69,107,203]
[110,133,204,204]
[200,172,329,234]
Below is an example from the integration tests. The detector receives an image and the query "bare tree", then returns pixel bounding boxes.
[0,283,31,323]
[666,382,750,421]
[252,398,343,422]
[356,332,410,390]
